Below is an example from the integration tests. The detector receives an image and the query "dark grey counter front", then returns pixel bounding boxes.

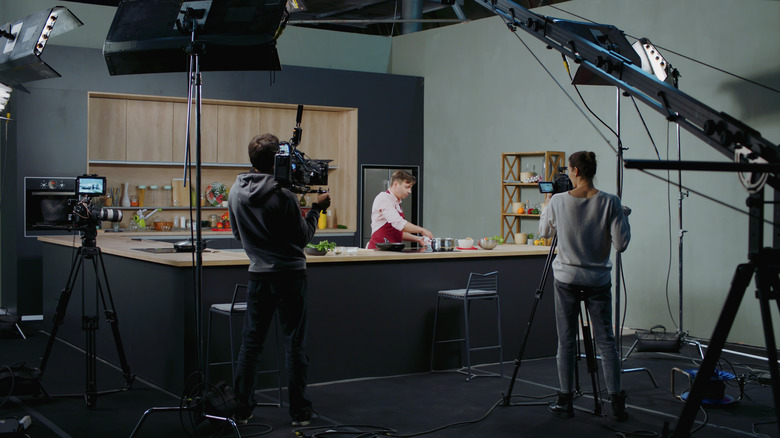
[40,239,556,393]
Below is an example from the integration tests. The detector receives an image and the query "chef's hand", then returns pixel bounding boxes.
[312,193,331,212]
[622,205,631,216]
[420,227,434,240]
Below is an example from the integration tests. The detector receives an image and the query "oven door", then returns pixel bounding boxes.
[25,177,77,237]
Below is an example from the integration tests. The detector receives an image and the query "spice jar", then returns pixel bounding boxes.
[137,185,147,207]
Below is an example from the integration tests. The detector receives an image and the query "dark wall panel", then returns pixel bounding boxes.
[2,45,423,315]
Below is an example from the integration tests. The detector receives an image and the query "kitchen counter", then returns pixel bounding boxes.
[38,234,552,267]
[39,232,557,393]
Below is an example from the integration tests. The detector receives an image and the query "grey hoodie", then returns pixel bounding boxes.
[228,172,320,275]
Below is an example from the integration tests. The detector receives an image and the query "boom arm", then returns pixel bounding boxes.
[476,0,780,189]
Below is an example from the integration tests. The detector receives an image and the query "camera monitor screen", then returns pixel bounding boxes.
[77,176,106,196]
[538,181,554,193]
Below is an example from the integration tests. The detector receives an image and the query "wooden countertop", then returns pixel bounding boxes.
[38,234,552,268]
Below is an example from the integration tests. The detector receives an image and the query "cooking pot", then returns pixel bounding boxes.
[430,237,456,252]
[376,238,405,251]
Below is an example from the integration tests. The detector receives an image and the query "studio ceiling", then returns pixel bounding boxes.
[69,0,571,36]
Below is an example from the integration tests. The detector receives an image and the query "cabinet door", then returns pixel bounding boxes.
[217,105,261,164]
[172,102,218,163]
[127,100,174,162]
[89,98,127,161]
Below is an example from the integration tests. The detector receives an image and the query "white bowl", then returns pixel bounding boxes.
[458,238,474,248]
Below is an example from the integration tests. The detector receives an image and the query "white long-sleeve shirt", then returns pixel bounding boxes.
[370,190,407,234]
[538,191,630,287]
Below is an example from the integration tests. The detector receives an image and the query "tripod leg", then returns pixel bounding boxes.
[579,300,602,415]
[756,265,780,438]
[672,263,754,438]
[95,249,134,387]
[503,236,557,404]
[83,315,98,408]
[40,250,85,375]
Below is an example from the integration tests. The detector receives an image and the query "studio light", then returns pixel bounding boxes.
[0,7,83,89]
[0,82,11,112]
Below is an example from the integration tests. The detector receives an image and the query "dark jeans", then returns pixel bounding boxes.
[234,275,313,418]
[553,280,621,395]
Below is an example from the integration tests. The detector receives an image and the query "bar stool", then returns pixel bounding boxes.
[430,271,503,380]
[205,284,283,407]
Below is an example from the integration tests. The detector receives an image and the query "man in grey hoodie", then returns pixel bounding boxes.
[228,133,330,426]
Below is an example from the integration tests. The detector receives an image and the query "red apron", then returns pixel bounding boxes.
[368,203,404,249]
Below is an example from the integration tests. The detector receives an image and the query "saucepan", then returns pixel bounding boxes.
[376,238,405,251]
[430,237,456,252]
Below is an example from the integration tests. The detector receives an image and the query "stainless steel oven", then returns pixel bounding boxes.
[24,176,77,237]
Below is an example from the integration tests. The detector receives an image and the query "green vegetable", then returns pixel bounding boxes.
[488,235,504,244]
[307,240,337,251]
[336,224,348,229]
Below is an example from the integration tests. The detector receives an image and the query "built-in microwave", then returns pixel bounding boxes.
[24,177,78,237]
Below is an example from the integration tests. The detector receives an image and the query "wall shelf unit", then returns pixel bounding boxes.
[501,151,565,243]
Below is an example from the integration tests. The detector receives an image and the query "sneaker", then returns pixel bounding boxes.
[548,392,574,418]
[232,408,253,425]
[291,409,319,427]
[610,390,628,422]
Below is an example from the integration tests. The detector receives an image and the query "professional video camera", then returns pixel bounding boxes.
[70,175,123,229]
[538,167,573,194]
[274,105,330,194]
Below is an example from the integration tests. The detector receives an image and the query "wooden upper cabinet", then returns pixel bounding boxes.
[217,105,261,164]
[172,102,218,163]
[126,100,174,162]
[89,98,127,161]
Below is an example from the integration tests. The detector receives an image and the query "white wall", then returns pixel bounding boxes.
[389,0,780,346]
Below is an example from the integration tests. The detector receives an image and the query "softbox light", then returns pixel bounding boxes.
[0,7,83,88]
[103,0,288,76]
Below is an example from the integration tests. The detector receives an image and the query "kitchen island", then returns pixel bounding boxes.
[39,233,557,393]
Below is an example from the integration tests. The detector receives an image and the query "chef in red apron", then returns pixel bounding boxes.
[367,170,433,249]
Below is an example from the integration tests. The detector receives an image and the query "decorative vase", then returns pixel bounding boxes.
[121,182,131,207]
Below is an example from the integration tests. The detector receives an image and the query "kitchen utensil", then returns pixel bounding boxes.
[375,238,405,251]
[174,238,208,252]
[132,208,160,229]
[431,237,456,252]
[478,238,498,250]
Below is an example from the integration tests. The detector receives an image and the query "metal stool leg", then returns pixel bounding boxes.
[495,295,503,378]
[430,295,441,371]
[463,298,472,381]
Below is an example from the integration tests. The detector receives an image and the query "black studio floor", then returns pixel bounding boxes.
[1,327,778,438]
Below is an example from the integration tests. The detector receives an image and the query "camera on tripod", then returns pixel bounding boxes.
[69,175,123,228]
[538,167,573,194]
[273,105,330,194]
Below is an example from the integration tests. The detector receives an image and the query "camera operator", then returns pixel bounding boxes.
[228,133,329,426]
[537,151,631,421]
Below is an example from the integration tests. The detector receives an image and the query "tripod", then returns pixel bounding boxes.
[39,225,134,408]
[502,235,604,415]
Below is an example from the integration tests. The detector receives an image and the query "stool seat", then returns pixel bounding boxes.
[438,288,495,298]
[430,271,503,381]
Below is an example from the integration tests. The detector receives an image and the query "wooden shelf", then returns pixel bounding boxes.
[501,151,565,243]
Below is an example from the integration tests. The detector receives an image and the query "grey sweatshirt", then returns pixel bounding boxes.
[538,191,630,287]
[228,172,320,274]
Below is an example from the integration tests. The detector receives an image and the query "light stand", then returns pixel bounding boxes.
[101,0,287,435]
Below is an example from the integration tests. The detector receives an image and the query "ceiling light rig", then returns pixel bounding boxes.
[0,6,83,101]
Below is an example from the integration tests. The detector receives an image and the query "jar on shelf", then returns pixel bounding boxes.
[137,185,147,207]
[162,185,172,207]
[148,185,160,207]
